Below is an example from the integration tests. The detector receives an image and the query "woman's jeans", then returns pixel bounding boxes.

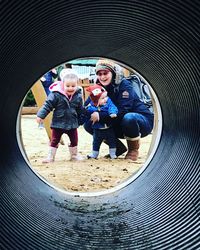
[84,112,154,139]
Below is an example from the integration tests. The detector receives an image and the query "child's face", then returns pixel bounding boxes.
[97,70,112,86]
[98,91,108,106]
[64,79,78,95]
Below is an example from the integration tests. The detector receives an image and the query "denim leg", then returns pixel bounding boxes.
[105,128,116,148]
[93,130,104,151]
[121,113,153,138]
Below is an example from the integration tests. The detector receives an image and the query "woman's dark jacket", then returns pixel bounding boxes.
[98,78,154,123]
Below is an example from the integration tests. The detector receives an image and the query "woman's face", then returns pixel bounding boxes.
[97,70,112,86]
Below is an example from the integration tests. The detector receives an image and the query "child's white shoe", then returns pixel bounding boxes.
[87,150,99,159]
[109,148,117,159]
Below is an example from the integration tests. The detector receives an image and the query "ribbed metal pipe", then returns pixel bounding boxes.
[0,1,199,249]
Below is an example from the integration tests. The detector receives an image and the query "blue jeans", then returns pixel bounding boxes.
[93,128,116,151]
[84,112,154,139]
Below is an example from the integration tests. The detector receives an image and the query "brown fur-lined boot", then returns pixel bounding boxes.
[125,139,140,161]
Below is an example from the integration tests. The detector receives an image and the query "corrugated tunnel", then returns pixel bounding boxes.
[0,1,199,249]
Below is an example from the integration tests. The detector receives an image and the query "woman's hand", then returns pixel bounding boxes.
[90,112,99,124]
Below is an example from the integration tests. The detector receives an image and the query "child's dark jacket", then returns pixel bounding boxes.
[37,81,83,130]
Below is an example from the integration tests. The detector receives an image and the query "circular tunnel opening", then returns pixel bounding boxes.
[17,57,162,196]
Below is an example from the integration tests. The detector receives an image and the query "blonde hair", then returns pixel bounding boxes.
[60,68,79,82]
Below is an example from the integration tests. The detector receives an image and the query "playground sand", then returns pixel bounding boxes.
[21,115,152,193]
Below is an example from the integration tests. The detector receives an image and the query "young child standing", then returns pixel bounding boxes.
[85,84,118,159]
[36,69,84,163]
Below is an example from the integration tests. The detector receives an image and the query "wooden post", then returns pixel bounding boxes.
[22,106,39,115]
[79,78,90,101]
[31,80,52,141]
[31,80,64,145]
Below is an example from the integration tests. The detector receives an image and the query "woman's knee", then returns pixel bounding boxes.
[122,113,153,138]
[121,113,138,129]
[121,114,139,138]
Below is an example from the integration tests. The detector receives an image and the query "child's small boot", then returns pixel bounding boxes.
[109,148,117,159]
[42,146,57,163]
[68,146,84,161]
[87,150,99,159]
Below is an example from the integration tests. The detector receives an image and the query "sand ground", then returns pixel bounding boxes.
[20,115,152,193]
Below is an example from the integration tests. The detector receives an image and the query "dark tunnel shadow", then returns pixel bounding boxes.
[0,1,199,249]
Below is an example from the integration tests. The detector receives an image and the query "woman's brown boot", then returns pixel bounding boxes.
[125,139,140,161]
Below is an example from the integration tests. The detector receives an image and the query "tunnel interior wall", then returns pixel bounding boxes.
[0,1,199,249]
